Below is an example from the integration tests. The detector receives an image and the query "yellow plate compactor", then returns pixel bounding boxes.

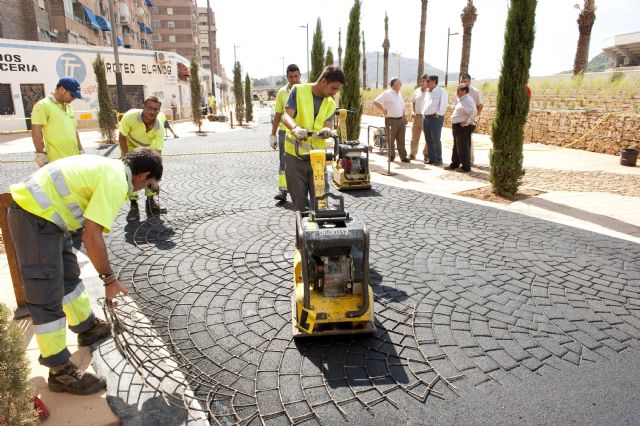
[332,109,371,191]
[291,131,375,337]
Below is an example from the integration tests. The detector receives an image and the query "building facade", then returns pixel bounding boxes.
[196,6,220,74]
[150,0,199,62]
[0,0,153,50]
[0,38,222,131]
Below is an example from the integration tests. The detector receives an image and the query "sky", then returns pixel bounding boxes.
[198,0,639,81]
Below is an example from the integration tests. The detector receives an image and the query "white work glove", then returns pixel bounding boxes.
[317,127,333,139]
[292,126,309,141]
[34,152,48,168]
[269,134,277,150]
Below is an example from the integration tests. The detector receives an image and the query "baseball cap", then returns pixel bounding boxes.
[460,73,472,80]
[57,77,83,99]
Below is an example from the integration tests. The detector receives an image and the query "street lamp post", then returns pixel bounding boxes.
[445,27,459,87]
[376,52,379,89]
[281,56,285,82]
[206,0,216,113]
[298,24,309,81]
[108,0,126,112]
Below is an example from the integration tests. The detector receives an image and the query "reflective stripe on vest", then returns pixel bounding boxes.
[24,164,85,231]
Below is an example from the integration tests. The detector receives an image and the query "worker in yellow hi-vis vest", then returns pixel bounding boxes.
[269,63,301,203]
[118,96,167,221]
[8,149,163,395]
[282,65,345,212]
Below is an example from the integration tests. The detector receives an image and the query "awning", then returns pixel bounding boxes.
[177,62,190,77]
[116,37,124,46]
[95,15,111,31]
[82,5,101,31]
[145,25,153,34]
[144,0,153,6]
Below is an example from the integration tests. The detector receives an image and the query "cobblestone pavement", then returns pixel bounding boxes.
[2,123,640,424]
[438,165,640,197]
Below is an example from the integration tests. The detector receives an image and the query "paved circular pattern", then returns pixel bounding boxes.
[3,123,640,424]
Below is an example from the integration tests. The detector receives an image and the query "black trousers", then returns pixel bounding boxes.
[451,123,475,171]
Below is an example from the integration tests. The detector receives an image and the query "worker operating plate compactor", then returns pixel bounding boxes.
[331,109,371,190]
[291,129,375,337]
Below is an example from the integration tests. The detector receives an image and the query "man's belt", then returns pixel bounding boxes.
[424,113,441,118]
[385,117,403,120]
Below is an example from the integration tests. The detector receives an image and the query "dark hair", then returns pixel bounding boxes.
[123,148,163,181]
[457,83,470,94]
[318,65,346,84]
[421,73,429,80]
[286,64,300,74]
[427,74,439,84]
[389,77,401,87]
[144,96,161,106]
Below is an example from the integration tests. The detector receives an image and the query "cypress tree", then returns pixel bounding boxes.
[244,73,253,122]
[362,31,367,89]
[310,18,325,82]
[325,47,334,67]
[0,304,37,425]
[189,58,203,132]
[382,13,390,88]
[92,54,117,143]
[233,61,245,125]
[340,0,362,140]
[489,0,537,197]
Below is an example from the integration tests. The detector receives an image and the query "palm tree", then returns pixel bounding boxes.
[338,28,343,68]
[572,0,596,76]
[382,13,390,88]
[362,31,367,89]
[417,0,428,85]
[459,0,477,76]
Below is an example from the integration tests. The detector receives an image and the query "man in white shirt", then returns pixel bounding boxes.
[447,84,477,172]
[373,77,410,163]
[410,74,428,160]
[459,73,483,164]
[421,75,448,165]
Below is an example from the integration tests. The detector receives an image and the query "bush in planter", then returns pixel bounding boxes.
[0,303,37,425]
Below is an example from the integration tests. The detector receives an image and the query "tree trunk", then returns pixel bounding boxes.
[362,31,367,89]
[417,0,428,85]
[572,2,596,76]
[459,0,477,77]
[382,14,390,89]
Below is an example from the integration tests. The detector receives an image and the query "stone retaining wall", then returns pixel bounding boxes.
[363,101,640,155]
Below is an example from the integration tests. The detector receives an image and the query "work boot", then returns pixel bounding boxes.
[77,317,111,346]
[48,361,106,395]
[145,196,167,216]
[274,191,287,202]
[126,200,140,221]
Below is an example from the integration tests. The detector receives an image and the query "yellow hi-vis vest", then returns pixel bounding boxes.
[10,155,130,233]
[285,83,336,159]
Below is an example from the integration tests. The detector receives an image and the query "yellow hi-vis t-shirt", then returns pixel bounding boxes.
[119,109,165,151]
[30,95,79,162]
[274,84,291,132]
[10,155,130,233]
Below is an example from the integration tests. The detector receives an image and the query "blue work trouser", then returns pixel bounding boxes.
[423,115,444,163]
[7,202,95,367]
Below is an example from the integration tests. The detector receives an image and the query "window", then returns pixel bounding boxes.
[0,84,15,116]
[168,35,176,43]
[63,0,73,15]
[152,20,161,28]
[167,7,173,15]
[152,34,162,42]
[167,21,175,29]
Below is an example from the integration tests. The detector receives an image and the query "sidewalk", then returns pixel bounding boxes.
[360,114,640,242]
[0,111,639,425]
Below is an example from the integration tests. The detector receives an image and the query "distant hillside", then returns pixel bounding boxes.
[559,52,615,74]
[252,51,456,88]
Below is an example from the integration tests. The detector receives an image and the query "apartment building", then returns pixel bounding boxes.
[150,0,200,62]
[0,0,153,50]
[196,6,221,74]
